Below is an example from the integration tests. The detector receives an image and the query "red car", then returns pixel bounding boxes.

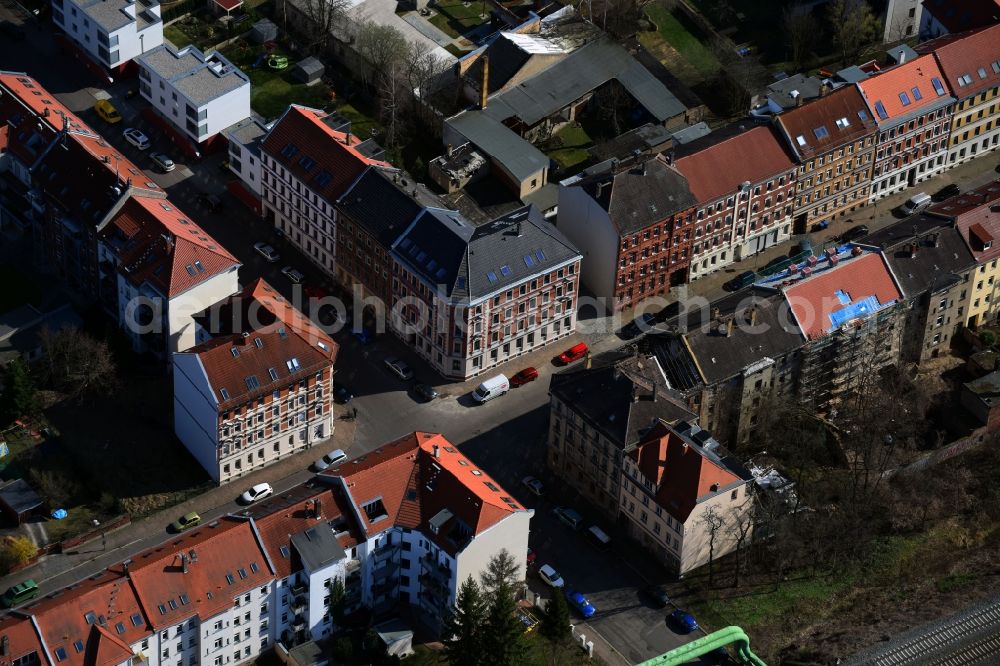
[510,367,539,386]
[558,342,589,365]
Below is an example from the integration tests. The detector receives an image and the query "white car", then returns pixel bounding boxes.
[281,266,304,283]
[239,482,273,504]
[150,152,175,172]
[254,242,280,263]
[384,356,414,381]
[539,564,565,588]
[314,449,347,471]
[123,127,150,150]
[521,476,544,496]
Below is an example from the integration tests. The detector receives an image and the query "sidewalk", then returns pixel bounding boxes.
[0,410,358,595]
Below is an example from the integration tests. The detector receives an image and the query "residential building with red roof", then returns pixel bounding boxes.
[919,0,1000,40]
[917,24,1000,167]
[0,615,46,666]
[620,419,752,575]
[670,125,797,280]
[855,52,955,201]
[173,279,337,483]
[774,85,879,232]
[259,105,390,276]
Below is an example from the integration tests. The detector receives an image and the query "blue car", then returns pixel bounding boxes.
[565,589,596,619]
[669,609,699,633]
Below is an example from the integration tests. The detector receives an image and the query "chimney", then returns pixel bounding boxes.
[897,48,906,64]
[446,144,454,158]
[726,318,734,337]
[480,55,489,110]
[910,242,918,258]
[747,305,758,326]
[933,233,940,248]
[314,498,322,519]
[433,444,440,458]
[711,306,720,320]
[819,82,829,97]
[181,552,188,574]
[631,384,640,402]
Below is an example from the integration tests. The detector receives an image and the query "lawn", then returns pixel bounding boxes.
[222,42,333,120]
[641,2,721,80]
[162,13,229,51]
[545,123,593,174]
[427,0,487,39]
[0,266,42,313]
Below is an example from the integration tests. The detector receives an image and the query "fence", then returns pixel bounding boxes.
[883,427,995,478]
[59,514,131,552]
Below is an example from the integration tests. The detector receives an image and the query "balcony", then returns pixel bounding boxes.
[291,595,307,614]
[290,581,308,596]
[344,559,361,574]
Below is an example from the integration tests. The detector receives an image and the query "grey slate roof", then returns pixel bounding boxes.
[392,204,580,302]
[767,73,823,110]
[482,37,686,126]
[337,166,439,247]
[548,351,696,449]
[0,302,82,365]
[836,66,871,84]
[446,111,549,182]
[865,214,975,297]
[290,524,346,572]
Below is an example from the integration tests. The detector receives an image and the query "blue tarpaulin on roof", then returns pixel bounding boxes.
[829,295,883,330]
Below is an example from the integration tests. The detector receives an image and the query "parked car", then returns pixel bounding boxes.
[521,476,544,496]
[510,367,539,387]
[0,21,27,41]
[196,193,222,212]
[94,99,122,124]
[565,589,596,618]
[281,266,305,283]
[472,374,509,403]
[620,313,657,339]
[239,482,273,504]
[725,270,756,291]
[931,184,960,202]
[526,548,537,568]
[899,191,932,215]
[553,506,583,530]
[332,381,353,404]
[840,224,870,243]
[669,609,699,634]
[123,127,150,150]
[314,449,347,471]
[538,564,564,588]
[413,383,439,402]
[150,152,175,172]
[558,342,589,365]
[253,242,281,263]
[642,584,670,608]
[0,580,38,608]
[170,511,201,532]
[384,356,414,381]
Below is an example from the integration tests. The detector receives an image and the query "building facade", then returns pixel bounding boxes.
[260,106,389,275]
[390,205,581,380]
[557,156,696,312]
[856,53,955,201]
[172,279,337,484]
[52,0,162,72]
[136,45,250,146]
[775,85,878,232]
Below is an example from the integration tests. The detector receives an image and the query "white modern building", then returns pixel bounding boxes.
[223,117,269,197]
[52,0,162,72]
[136,44,250,145]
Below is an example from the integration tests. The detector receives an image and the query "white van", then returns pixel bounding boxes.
[587,525,611,549]
[472,375,509,403]
[899,192,931,215]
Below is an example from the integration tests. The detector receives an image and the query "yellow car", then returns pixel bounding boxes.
[94,99,122,124]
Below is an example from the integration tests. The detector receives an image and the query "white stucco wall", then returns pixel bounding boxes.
[556,185,618,305]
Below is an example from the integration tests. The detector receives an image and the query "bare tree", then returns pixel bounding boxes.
[38,327,117,398]
[726,498,755,587]
[782,6,819,71]
[281,0,350,54]
[354,21,409,87]
[710,36,766,116]
[699,506,726,586]
[826,0,880,64]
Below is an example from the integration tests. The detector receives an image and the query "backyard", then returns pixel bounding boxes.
[163,12,235,52]
[427,0,488,39]
[543,123,594,174]
[639,1,721,86]
[221,41,334,120]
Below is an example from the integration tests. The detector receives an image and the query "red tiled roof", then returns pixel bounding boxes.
[260,106,390,202]
[628,422,742,522]
[944,181,1000,262]
[103,194,238,299]
[127,518,273,631]
[921,0,1000,33]
[917,24,1000,99]
[0,615,45,666]
[213,0,242,9]
[28,569,148,666]
[182,279,336,409]
[855,54,951,126]
[775,86,878,160]
[672,126,795,204]
[333,432,524,555]
[783,252,903,340]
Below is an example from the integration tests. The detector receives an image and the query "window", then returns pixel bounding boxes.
[931,77,945,96]
[898,91,911,106]
[875,101,889,120]
[911,87,922,101]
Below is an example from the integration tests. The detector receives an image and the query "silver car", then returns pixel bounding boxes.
[314,449,347,471]
[384,357,414,381]
[150,152,175,172]
[281,266,304,283]
[123,127,150,150]
[254,242,280,263]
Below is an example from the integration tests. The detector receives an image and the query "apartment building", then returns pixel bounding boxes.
[918,24,1000,167]
[390,205,581,380]
[620,420,754,576]
[919,0,1000,40]
[172,279,337,484]
[335,166,441,305]
[856,51,955,200]
[52,0,162,73]
[1,433,531,663]
[98,192,241,356]
[260,106,389,275]
[932,180,1000,327]
[775,85,878,232]
[557,155,697,313]
[671,125,797,280]
[136,45,250,148]
[547,351,696,518]
[223,117,269,209]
